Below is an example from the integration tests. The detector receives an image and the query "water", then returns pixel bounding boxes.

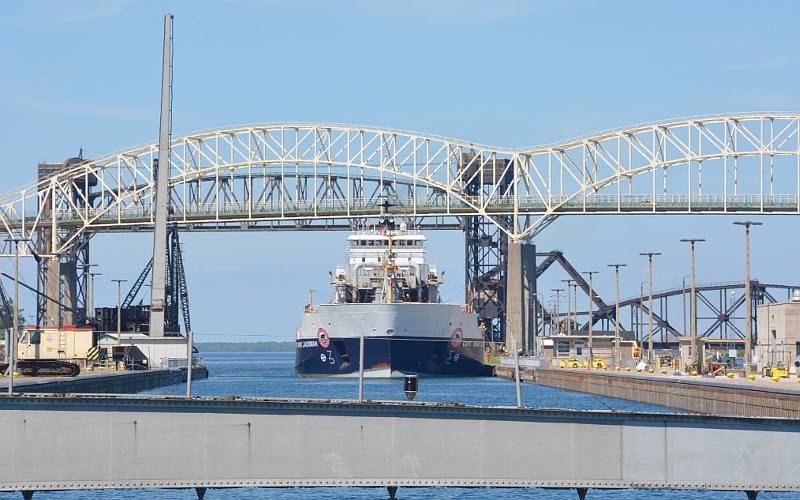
[9,352,794,500]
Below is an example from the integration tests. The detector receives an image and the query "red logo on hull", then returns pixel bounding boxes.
[317,328,331,349]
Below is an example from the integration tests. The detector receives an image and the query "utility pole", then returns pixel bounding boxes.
[734,221,762,375]
[607,264,626,369]
[680,239,705,373]
[582,271,599,367]
[561,279,574,335]
[112,279,128,338]
[639,252,661,367]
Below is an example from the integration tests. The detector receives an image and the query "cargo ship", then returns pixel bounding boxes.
[295,217,485,377]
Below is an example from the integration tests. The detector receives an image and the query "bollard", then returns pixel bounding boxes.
[403,375,418,401]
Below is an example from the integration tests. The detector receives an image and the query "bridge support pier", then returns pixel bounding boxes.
[195,487,207,499]
[20,490,34,500]
[746,490,758,500]
[387,485,398,499]
[505,241,536,354]
[576,487,588,499]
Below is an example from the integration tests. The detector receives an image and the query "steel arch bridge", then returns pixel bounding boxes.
[4,113,800,340]
[2,113,800,257]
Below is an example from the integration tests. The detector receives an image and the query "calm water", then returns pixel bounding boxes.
[9,352,795,500]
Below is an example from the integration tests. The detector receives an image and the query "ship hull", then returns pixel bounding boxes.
[295,303,486,378]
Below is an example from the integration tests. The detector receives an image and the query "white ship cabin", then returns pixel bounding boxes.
[331,220,442,304]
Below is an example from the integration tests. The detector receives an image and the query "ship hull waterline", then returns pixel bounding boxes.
[295,303,487,378]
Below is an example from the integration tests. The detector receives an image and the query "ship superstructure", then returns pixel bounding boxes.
[295,217,485,377]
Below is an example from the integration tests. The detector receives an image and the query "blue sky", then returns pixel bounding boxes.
[1,0,799,341]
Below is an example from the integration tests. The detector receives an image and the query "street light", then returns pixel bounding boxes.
[111,279,128,338]
[4,237,30,396]
[681,274,690,337]
[734,221,762,375]
[561,279,574,335]
[88,271,102,324]
[607,264,627,368]
[551,289,564,335]
[81,263,98,324]
[639,252,661,367]
[582,271,599,366]
[680,238,705,373]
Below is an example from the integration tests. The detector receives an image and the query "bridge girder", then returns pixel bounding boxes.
[0,114,799,256]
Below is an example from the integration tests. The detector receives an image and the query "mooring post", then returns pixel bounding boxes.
[576,487,588,500]
[195,487,207,499]
[387,485,398,499]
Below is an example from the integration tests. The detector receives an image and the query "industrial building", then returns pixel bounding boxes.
[755,293,800,373]
[540,330,637,367]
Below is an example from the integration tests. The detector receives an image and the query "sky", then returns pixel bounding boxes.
[1,0,800,342]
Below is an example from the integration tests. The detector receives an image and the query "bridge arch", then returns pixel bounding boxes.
[1,113,798,255]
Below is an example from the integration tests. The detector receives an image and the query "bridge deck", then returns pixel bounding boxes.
[0,394,798,494]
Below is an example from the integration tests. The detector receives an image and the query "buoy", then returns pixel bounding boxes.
[690,370,698,376]
[746,374,756,381]
[648,368,655,374]
[614,366,620,372]
[661,369,667,375]
[771,375,780,383]
[625,367,631,372]
[726,373,734,379]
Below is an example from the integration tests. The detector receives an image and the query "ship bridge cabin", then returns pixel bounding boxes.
[331,224,442,305]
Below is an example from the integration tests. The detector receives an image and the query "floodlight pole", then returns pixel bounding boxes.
[733,221,762,375]
[639,252,661,367]
[607,264,627,369]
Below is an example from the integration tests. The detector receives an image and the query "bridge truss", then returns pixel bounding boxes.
[0,113,798,338]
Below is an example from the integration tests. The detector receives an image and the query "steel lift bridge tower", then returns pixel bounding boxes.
[1,113,800,345]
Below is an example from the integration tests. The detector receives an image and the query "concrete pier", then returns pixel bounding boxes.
[0,366,208,394]
[495,365,800,418]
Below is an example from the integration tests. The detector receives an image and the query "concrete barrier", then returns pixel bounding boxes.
[495,366,800,418]
[1,366,208,394]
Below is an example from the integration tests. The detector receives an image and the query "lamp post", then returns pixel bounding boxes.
[111,279,128,338]
[680,239,705,373]
[535,293,546,338]
[88,272,102,325]
[582,271,599,366]
[551,289,563,335]
[734,221,762,375]
[681,275,690,337]
[80,263,98,324]
[639,252,661,367]
[4,237,30,396]
[561,279,574,336]
[607,264,627,368]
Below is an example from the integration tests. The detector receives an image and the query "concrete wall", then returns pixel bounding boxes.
[496,366,800,418]
[7,367,208,394]
[0,395,798,493]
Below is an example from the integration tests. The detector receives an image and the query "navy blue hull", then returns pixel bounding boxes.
[295,336,486,377]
